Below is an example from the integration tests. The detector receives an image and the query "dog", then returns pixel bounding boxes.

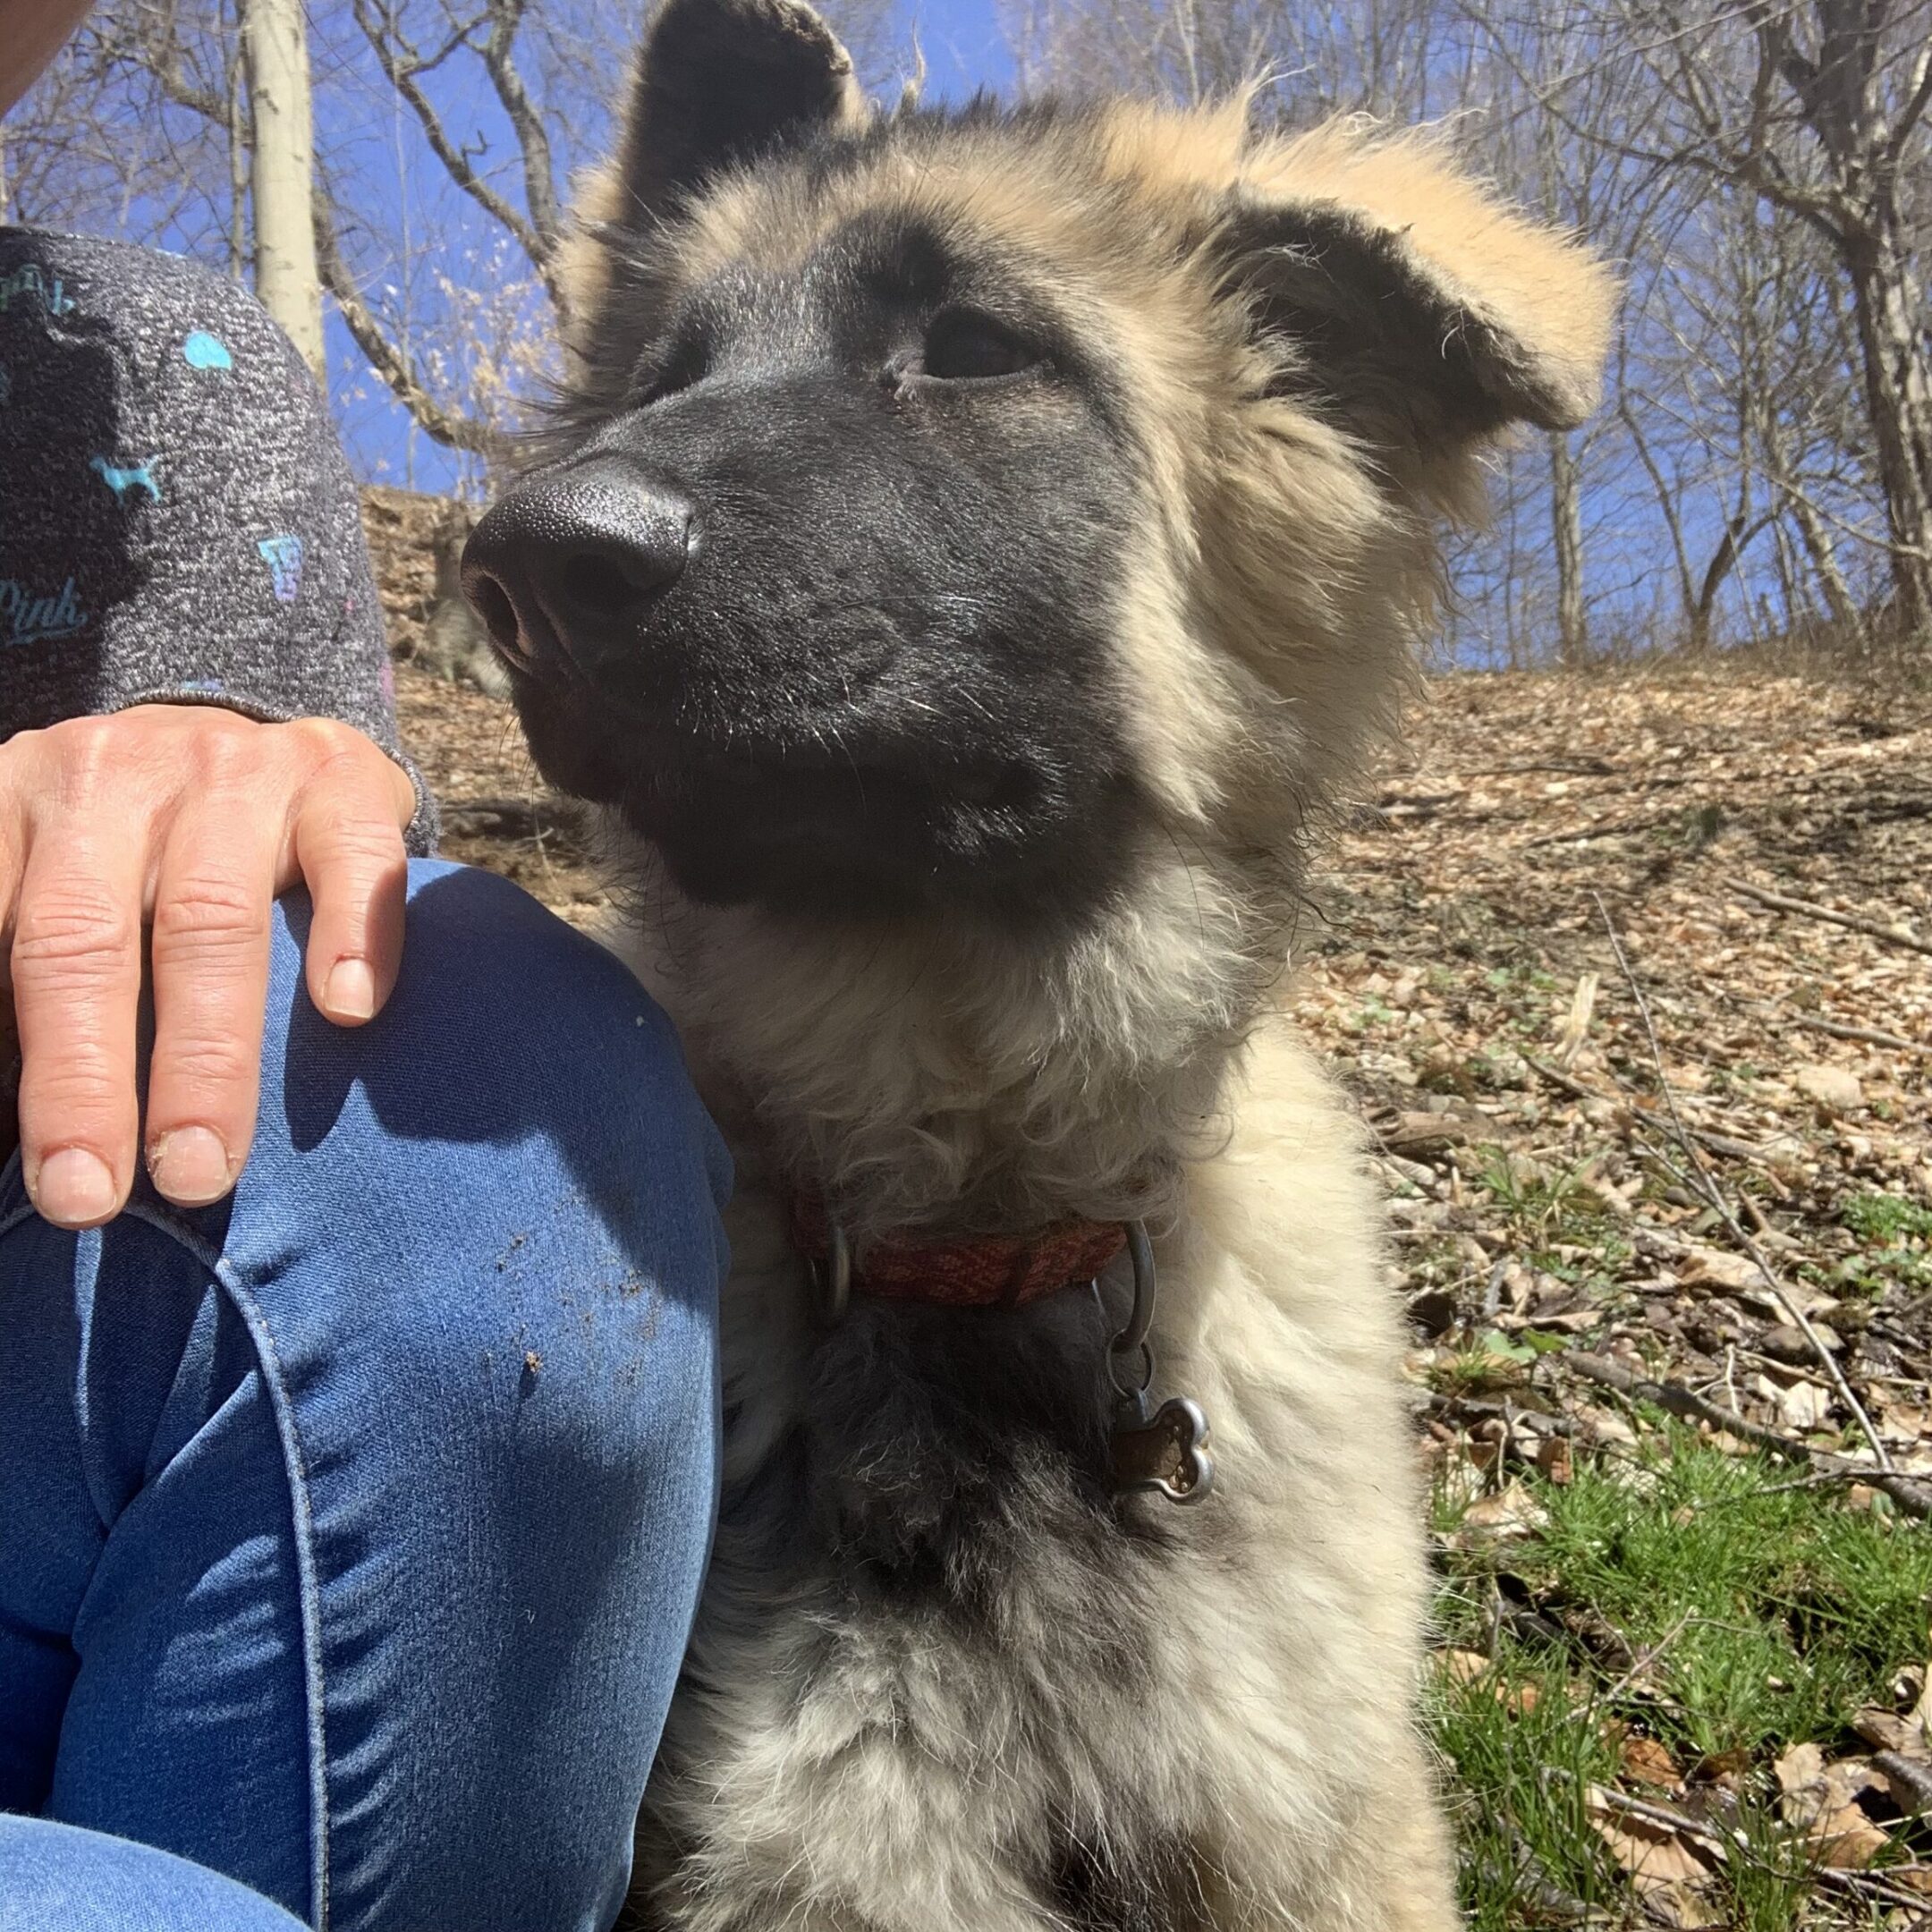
[462,4,1613,1923]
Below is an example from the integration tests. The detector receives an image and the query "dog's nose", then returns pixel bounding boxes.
[462,462,695,673]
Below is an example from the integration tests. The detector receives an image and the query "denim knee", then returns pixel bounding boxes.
[229,859,730,1518]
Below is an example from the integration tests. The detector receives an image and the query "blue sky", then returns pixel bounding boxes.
[328,0,1015,492]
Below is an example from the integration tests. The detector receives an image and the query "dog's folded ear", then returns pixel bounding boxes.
[607,0,865,231]
[1215,123,1616,479]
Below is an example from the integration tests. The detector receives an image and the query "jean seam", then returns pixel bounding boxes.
[119,1200,334,1932]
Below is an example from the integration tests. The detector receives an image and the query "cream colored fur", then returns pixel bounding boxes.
[550,20,1614,1925]
[615,993,1458,1930]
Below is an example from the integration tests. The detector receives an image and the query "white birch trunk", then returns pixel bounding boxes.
[242,0,325,378]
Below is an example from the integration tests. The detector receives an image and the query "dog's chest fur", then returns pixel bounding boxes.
[624,1020,1456,1932]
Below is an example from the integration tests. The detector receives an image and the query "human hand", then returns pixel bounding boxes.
[0,706,414,1227]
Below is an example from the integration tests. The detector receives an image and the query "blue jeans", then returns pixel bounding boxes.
[0,861,727,1932]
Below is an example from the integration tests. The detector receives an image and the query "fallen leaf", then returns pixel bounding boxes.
[1688,1747,1751,1788]
[1852,1707,1925,1758]
[1679,1244,1769,1293]
[1809,1802,1888,1868]
[1774,1742,1891,1868]
[1908,1665,1932,1739]
[1584,1406,1640,1448]
[1586,1786,1721,1895]
[1623,1735,1683,1789]
[1456,1479,1546,1538]
[1775,1379,1833,1432]
[1378,1111,1481,1155]
[1794,1063,1863,1113]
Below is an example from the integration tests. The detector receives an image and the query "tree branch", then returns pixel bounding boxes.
[1882,36,1932,164]
[311,184,500,455]
[348,0,561,307]
[476,0,564,306]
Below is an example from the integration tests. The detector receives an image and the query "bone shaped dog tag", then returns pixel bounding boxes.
[1110,1396,1214,1504]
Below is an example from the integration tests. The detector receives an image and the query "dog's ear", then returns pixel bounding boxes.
[1215,123,1615,478]
[605,0,865,233]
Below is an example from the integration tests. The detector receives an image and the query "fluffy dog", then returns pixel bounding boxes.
[463,4,1613,1924]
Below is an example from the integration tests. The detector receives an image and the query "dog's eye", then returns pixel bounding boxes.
[919,308,1037,381]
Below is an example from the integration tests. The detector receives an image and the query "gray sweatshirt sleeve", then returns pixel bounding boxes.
[0,229,436,852]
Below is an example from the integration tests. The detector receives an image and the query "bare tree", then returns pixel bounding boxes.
[1530,0,1932,637]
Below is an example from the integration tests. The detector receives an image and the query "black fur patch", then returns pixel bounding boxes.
[608,0,860,230]
[1049,1832,1214,1932]
[802,1292,1174,1620]
[1217,198,1580,453]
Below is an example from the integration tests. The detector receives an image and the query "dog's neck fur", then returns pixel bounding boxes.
[614,833,1284,1241]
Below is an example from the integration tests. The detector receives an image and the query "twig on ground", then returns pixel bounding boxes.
[1569,1608,1693,1720]
[1627,1107,1776,1166]
[1563,1352,1932,1520]
[1727,877,1932,958]
[1724,995,1931,1057]
[1550,1766,1932,1918]
[1582,1781,1732,1855]
[1523,814,1672,850]
[1470,756,1620,778]
[1810,1864,1932,1917]
[1592,894,1894,1475]
[1875,1751,1932,1819]
[1522,1052,1779,1165]
[1522,1052,1597,1103]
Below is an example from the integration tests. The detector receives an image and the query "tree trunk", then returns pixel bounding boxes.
[1791,492,1861,640]
[1549,431,1587,664]
[1843,212,1932,638]
[242,0,324,377]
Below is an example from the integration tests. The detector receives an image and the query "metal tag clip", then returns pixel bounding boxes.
[1102,1222,1215,1504]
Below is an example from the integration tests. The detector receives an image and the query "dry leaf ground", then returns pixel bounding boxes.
[375,496,1932,1927]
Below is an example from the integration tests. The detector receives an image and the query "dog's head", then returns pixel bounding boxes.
[465,0,1613,932]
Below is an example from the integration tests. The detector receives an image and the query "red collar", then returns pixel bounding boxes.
[791,1195,1127,1309]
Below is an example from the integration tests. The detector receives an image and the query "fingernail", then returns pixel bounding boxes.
[148,1125,234,1206]
[35,1148,120,1227]
[324,958,377,1021]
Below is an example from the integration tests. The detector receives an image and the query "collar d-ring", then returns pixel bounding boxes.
[807,1218,852,1326]
[1109,1219,1157,1358]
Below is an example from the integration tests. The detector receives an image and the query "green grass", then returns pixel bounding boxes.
[1818,1191,1932,1300]
[1470,1148,1630,1289]
[1430,1430,1932,1928]
[1841,1195,1932,1247]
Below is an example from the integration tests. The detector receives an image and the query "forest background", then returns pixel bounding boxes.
[4,0,1928,669]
